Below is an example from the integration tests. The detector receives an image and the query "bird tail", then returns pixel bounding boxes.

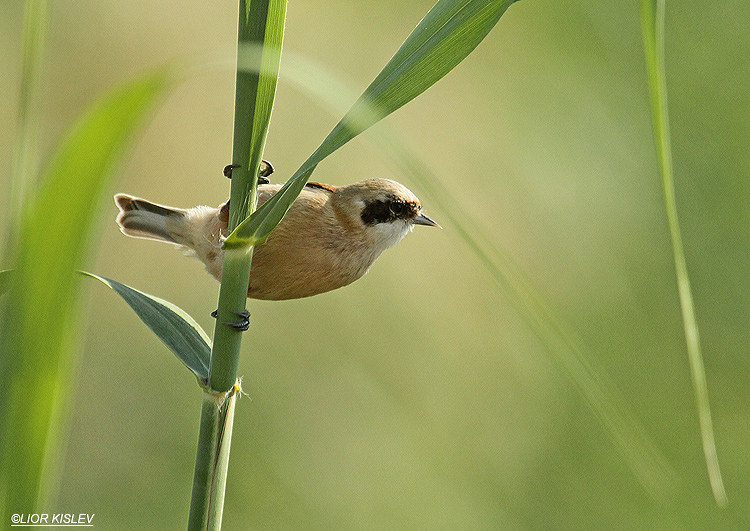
[114,194,187,244]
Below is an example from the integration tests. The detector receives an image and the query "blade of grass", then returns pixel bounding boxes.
[386,140,678,501]
[0,68,171,519]
[225,1,287,231]
[640,0,727,506]
[81,272,211,381]
[276,49,677,500]
[224,0,520,249]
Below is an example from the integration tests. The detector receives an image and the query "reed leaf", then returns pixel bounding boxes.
[81,273,211,381]
[0,69,170,518]
[640,0,727,507]
[273,45,678,500]
[224,0,520,248]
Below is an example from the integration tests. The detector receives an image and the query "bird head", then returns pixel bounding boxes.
[333,178,440,250]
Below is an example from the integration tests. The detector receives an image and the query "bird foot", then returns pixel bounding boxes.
[211,309,251,331]
[223,164,240,178]
[223,160,274,184]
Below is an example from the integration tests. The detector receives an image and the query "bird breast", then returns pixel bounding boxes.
[213,185,381,300]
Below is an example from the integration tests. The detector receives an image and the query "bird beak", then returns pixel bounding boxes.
[412,212,441,228]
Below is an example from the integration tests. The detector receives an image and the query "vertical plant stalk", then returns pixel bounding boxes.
[640,0,727,507]
[187,386,238,531]
[187,1,286,529]
[209,0,286,393]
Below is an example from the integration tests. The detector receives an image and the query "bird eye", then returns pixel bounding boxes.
[390,201,405,216]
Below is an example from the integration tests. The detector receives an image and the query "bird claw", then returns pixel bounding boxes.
[223,160,274,184]
[211,308,251,331]
[222,164,240,178]
[259,159,274,180]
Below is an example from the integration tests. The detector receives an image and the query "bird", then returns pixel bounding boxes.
[114,176,439,301]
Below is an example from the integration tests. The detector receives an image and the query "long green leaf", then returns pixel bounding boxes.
[223,0,520,248]
[640,0,727,507]
[0,69,171,518]
[81,273,211,381]
[274,50,678,499]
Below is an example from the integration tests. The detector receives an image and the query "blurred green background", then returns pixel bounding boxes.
[3,0,750,529]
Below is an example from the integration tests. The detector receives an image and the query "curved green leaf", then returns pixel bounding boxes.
[269,51,679,499]
[82,272,211,380]
[640,0,727,506]
[0,68,171,518]
[223,0,520,248]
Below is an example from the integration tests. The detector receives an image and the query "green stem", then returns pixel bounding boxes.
[187,0,285,528]
[209,0,286,393]
[640,0,727,506]
[209,249,255,392]
[187,387,238,531]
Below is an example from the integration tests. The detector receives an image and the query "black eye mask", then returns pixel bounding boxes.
[360,196,419,225]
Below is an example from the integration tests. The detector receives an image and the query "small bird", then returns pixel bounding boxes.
[114,177,439,300]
